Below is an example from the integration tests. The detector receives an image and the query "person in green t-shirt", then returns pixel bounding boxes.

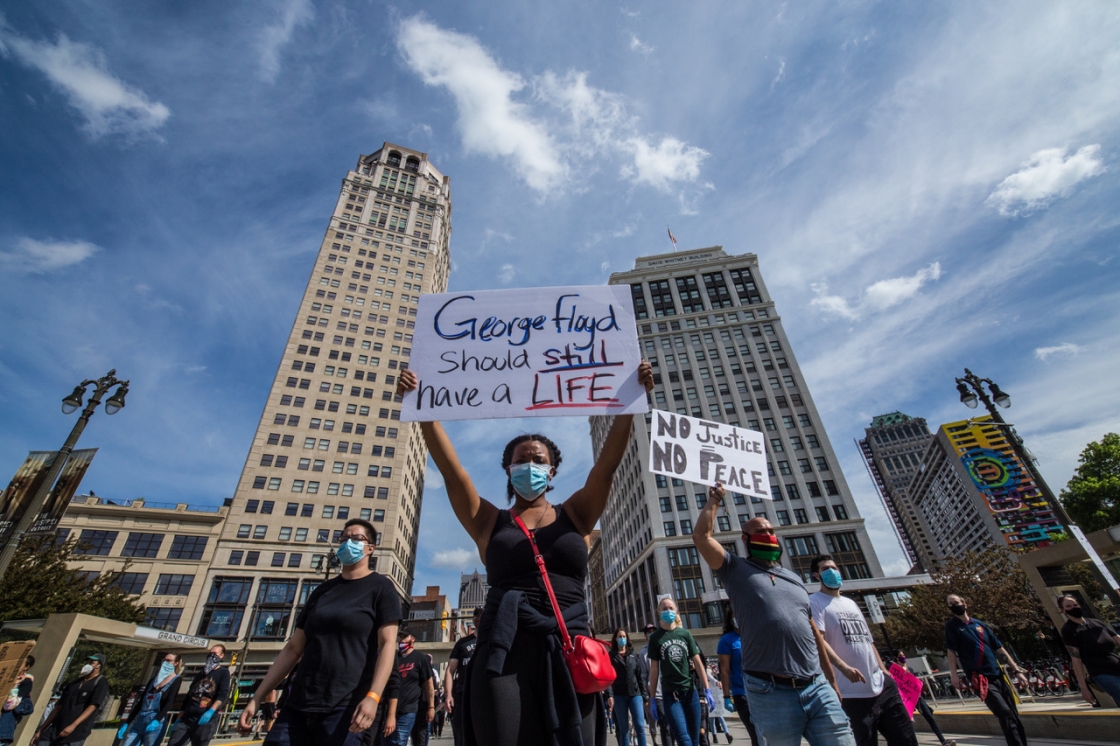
[647,598,713,746]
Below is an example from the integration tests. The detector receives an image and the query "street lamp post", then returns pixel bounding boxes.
[0,369,129,580]
[955,368,1120,604]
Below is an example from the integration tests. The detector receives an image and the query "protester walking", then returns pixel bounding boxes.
[707,678,731,745]
[943,594,1029,746]
[891,653,954,746]
[443,608,480,746]
[607,627,649,746]
[391,629,434,746]
[693,485,853,746]
[118,653,183,746]
[167,646,228,746]
[237,518,400,746]
[33,654,109,746]
[397,361,653,746]
[716,610,755,746]
[808,555,916,746]
[1058,594,1120,705]
[0,655,34,746]
[647,597,713,746]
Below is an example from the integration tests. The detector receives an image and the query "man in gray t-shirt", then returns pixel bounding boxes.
[694,482,854,746]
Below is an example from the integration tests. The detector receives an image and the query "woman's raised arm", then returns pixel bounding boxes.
[398,369,498,545]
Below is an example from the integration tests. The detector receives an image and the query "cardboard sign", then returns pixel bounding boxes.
[889,663,924,718]
[403,286,647,421]
[648,410,770,498]
[0,641,35,700]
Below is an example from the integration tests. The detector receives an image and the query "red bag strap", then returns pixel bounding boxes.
[512,512,574,652]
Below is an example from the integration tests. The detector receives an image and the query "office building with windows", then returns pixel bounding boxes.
[458,569,488,611]
[857,412,936,572]
[593,246,883,631]
[59,493,229,634]
[190,143,451,644]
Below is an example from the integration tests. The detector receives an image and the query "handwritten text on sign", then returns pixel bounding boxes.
[402,286,647,421]
[888,663,924,718]
[648,410,771,498]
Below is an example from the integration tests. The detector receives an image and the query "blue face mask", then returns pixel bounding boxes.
[510,462,551,499]
[336,539,367,567]
[157,662,175,680]
[820,568,843,589]
[617,637,628,648]
[660,609,677,624]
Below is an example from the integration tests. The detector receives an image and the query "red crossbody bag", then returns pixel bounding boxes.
[513,514,617,694]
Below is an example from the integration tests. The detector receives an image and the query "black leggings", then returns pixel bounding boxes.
[470,631,605,746]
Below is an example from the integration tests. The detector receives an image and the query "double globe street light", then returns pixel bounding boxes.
[0,370,129,580]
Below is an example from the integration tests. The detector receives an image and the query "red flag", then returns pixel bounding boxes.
[668,227,677,246]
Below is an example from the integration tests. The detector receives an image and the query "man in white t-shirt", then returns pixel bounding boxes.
[809,555,918,746]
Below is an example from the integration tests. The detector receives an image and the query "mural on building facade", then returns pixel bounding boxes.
[947,419,1064,549]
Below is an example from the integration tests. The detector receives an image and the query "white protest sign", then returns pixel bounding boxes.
[648,409,771,499]
[402,285,647,421]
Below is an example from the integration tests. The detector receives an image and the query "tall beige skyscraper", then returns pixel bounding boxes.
[189,144,451,642]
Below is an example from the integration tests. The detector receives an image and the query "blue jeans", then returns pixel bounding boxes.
[742,673,855,746]
[121,712,164,746]
[385,711,416,746]
[1092,673,1120,706]
[262,703,364,746]
[613,694,647,746]
[664,689,701,746]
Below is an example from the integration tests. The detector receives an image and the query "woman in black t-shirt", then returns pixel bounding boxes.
[239,518,401,746]
[397,362,653,746]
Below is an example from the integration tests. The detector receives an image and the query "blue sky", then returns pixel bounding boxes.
[1,2,1118,596]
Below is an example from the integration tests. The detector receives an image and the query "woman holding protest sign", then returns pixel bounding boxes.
[397,360,653,746]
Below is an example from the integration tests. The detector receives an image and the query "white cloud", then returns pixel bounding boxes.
[258,0,314,82]
[431,547,476,570]
[0,19,169,138]
[497,263,515,283]
[629,34,653,55]
[600,261,611,273]
[770,59,786,90]
[622,136,709,192]
[811,263,942,320]
[0,237,99,274]
[397,16,707,198]
[986,145,1106,216]
[397,17,566,193]
[1034,342,1081,361]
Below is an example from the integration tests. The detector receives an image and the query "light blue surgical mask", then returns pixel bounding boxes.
[820,568,843,589]
[336,539,366,567]
[510,462,551,499]
[157,662,175,680]
[660,609,677,624]
[617,637,628,648]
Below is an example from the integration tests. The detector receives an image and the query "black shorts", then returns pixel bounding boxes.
[261,702,277,720]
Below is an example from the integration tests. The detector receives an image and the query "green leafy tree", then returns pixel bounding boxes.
[1061,433,1120,532]
[886,545,1049,659]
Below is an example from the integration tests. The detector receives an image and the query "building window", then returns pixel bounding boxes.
[777,510,791,526]
[229,550,243,565]
[833,504,849,520]
[663,522,677,537]
[154,574,194,596]
[631,284,648,319]
[794,509,809,524]
[120,532,163,558]
[815,506,831,522]
[675,276,704,313]
[145,607,183,632]
[168,535,208,560]
[246,499,259,513]
[112,572,149,595]
[253,526,268,540]
[824,480,839,496]
[197,577,253,639]
[236,524,251,539]
[702,272,734,308]
[648,280,677,317]
[75,530,118,556]
[784,534,821,582]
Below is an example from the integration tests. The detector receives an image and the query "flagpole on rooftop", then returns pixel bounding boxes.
[667,226,678,252]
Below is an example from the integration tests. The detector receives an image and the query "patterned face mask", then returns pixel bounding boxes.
[747,533,782,562]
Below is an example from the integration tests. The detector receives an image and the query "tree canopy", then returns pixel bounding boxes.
[1061,432,1120,532]
[886,545,1049,658]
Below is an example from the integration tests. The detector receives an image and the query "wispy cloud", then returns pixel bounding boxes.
[0,237,100,274]
[986,145,1106,216]
[431,547,476,570]
[257,0,314,82]
[1035,342,1081,361]
[396,16,707,200]
[629,34,653,55]
[497,263,515,283]
[811,262,942,320]
[770,59,786,90]
[0,17,169,138]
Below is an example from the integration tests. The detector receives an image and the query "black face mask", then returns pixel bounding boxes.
[949,604,967,617]
[1067,607,1084,619]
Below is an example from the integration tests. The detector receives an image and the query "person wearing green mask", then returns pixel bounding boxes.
[647,598,711,746]
[809,556,916,746]
[608,627,649,746]
[693,485,851,746]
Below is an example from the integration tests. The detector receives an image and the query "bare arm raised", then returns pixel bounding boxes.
[565,360,654,535]
[397,370,499,551]
[693,482,728,570]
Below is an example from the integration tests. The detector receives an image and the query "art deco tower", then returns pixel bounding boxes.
[190,144,451,641]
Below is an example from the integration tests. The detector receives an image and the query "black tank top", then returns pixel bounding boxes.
[485,504,588,613]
